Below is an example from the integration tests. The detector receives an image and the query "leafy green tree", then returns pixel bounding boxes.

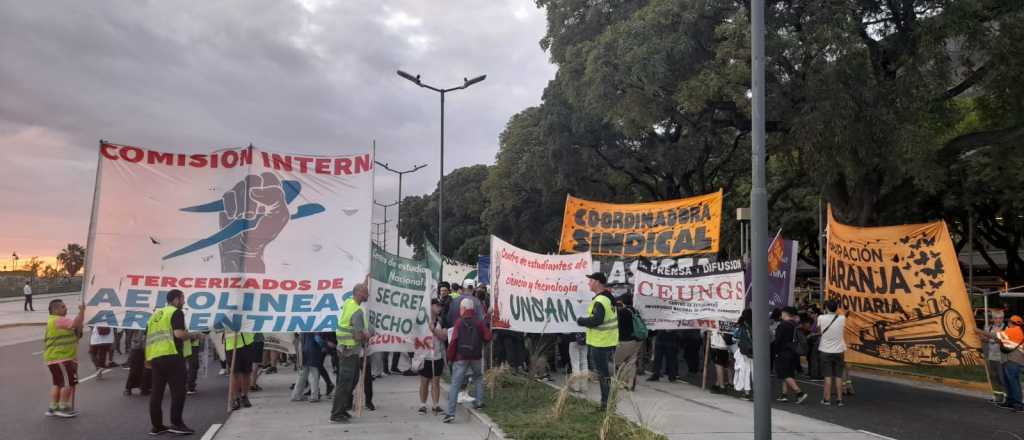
[397,165,491,264]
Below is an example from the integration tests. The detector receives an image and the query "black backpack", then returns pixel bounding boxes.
[736,325,753,357]
[456,318,482,358]
[790,324,809,356]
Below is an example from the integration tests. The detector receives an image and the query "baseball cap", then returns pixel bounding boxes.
[1010,315,1023,325]
[585,272,608,285]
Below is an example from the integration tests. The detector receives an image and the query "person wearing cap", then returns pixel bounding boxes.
[576,272,618,411]
[982,314,1024,412]
[978,309,1007,404]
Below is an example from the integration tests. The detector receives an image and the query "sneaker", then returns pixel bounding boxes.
[442,414,455,423]
[329,416,350,424]
[432,406,443,415]
[168,425,195,435]
[836,400,845,407]
[149,426,170,436]
[186,389,196,395]
[230,399,241,411]
[366,403,376,411]
[240,396,252,408]
[776,394,789,402]
[820,399,831,406]
[418,406,427,415]
[457,392,473,404]
[795,392,808,404]
[44,408,57,417]
[218,368,227,376]
[55,409,79,418]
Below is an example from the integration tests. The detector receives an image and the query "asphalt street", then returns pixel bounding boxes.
[674,368,1024,440]
[0,330,232,440]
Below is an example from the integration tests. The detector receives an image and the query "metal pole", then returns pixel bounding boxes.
[818,198,825,303]
[438,91,445,282]
[750,0,771,436]
[397,172,403,257]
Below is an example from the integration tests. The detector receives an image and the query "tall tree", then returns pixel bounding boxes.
[397,165,491,264]
[57,243,85,278]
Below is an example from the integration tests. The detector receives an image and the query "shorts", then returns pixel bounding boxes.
[227,348,253,374]
[250,341,265,365]
[48,360,79,387]
[819,352,845,377]
[711,348,731,367]
[419,359,445,379]
[774,352,798,379]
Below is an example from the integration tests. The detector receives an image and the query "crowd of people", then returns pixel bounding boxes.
[38,276,1024,437]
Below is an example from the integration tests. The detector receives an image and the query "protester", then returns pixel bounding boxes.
[680,329,703,374]
[773,306,808,404]
[145,289,194,435]
[24,280,34,312]
[292,332,325,402]
[805,307,823,381]
[419,299,447,415]
[184,334,202,395]
[979,309,1007,404]
[43,299,84,418]
[708,329,733,394]
[226,332,255,411]
[647,330,680,382]
[613,293,641,389]
[576,272,618,411]
[249,333,266,392]
[494,328,527,373]
[733,309,754,400]
[817,300,847,406]
[443,299,492,423]
[318,331,337,397]
[124,328,151,396]
[981,314,1024,412]
[88,325,114,379]
[330,281,371,424]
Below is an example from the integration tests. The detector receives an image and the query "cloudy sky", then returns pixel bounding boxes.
[0,0,556,264]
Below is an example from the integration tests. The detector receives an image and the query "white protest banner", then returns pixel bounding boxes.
[634,260,745,330]
[366,245,434,354]
[82,142,373,332]
[262,333,296,355]
[489,235,592,333]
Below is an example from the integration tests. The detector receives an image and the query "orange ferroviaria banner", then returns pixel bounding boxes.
[558,190,723,258]
[826,207,982,367]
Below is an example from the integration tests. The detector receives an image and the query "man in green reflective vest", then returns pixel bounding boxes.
[43,299,84,418]
[330,281,371,423]
[145,289,195,436]
[576,272,619,411]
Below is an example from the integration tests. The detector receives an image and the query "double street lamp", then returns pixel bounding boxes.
[373,200,399,253]
[374,161,427,259]
[397,70,486,280]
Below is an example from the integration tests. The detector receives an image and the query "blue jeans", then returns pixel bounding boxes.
[447,360,484,416]
[1003,361,1023,408]
[588,346,615,407]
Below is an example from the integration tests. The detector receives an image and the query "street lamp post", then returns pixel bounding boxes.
[374,200,399,253]
[375,161,427,258]
[396,70,486,281]
[750,0,771,437]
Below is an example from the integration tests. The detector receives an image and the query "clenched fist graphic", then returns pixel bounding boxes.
[218,173,290,273]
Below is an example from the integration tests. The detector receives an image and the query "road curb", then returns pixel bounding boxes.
[849,364,990,395]
[439,383,508,439]
[0,322,46,329]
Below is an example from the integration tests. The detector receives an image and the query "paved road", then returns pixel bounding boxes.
[0,330,232,439]
[674,369,1023,440]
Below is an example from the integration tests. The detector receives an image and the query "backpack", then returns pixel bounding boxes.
[790,324,809,356]
[456,318,482,359]
[736,325,753,357]
[630,308,649,341]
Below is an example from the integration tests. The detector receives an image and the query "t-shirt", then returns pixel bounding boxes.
[90,327,114,345]
[816,313,846,354]
[24,284,32,295]
[170,309,186,355]
[998,326,1024,364]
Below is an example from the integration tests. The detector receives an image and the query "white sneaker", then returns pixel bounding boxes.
[457,392,473,404]
[218,368,227,376]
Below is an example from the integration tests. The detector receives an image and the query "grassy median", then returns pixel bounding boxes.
[478,370,665,440]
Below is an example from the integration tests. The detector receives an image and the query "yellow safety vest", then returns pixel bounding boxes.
[336,299,365,348]
[585,294,618,348]
[146,305,180,361]
[43,315,78,363]
[225,332,253,351]
[450,291,461,300]
[183,336,200,357]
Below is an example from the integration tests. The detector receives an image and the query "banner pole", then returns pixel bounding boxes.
[81,141,106,306]
[227,333,237,413]
[701,331,711,391]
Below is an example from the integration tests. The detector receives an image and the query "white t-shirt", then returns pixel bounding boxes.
[817,313,846,353]
[23,284,32,295]
[90,327,115,345]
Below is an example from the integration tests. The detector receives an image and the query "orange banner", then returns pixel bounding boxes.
[559,191,722,257]
[826,208,982,367]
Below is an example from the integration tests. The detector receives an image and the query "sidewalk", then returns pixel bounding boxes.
[0,292,80,328]
[214,368,496,440]
[552,372,883,440]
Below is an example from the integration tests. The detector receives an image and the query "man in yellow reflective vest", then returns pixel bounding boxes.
[145,289,195,436]
[576,272,618,410]
[330,280,371,423]
[43,299,84,418]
